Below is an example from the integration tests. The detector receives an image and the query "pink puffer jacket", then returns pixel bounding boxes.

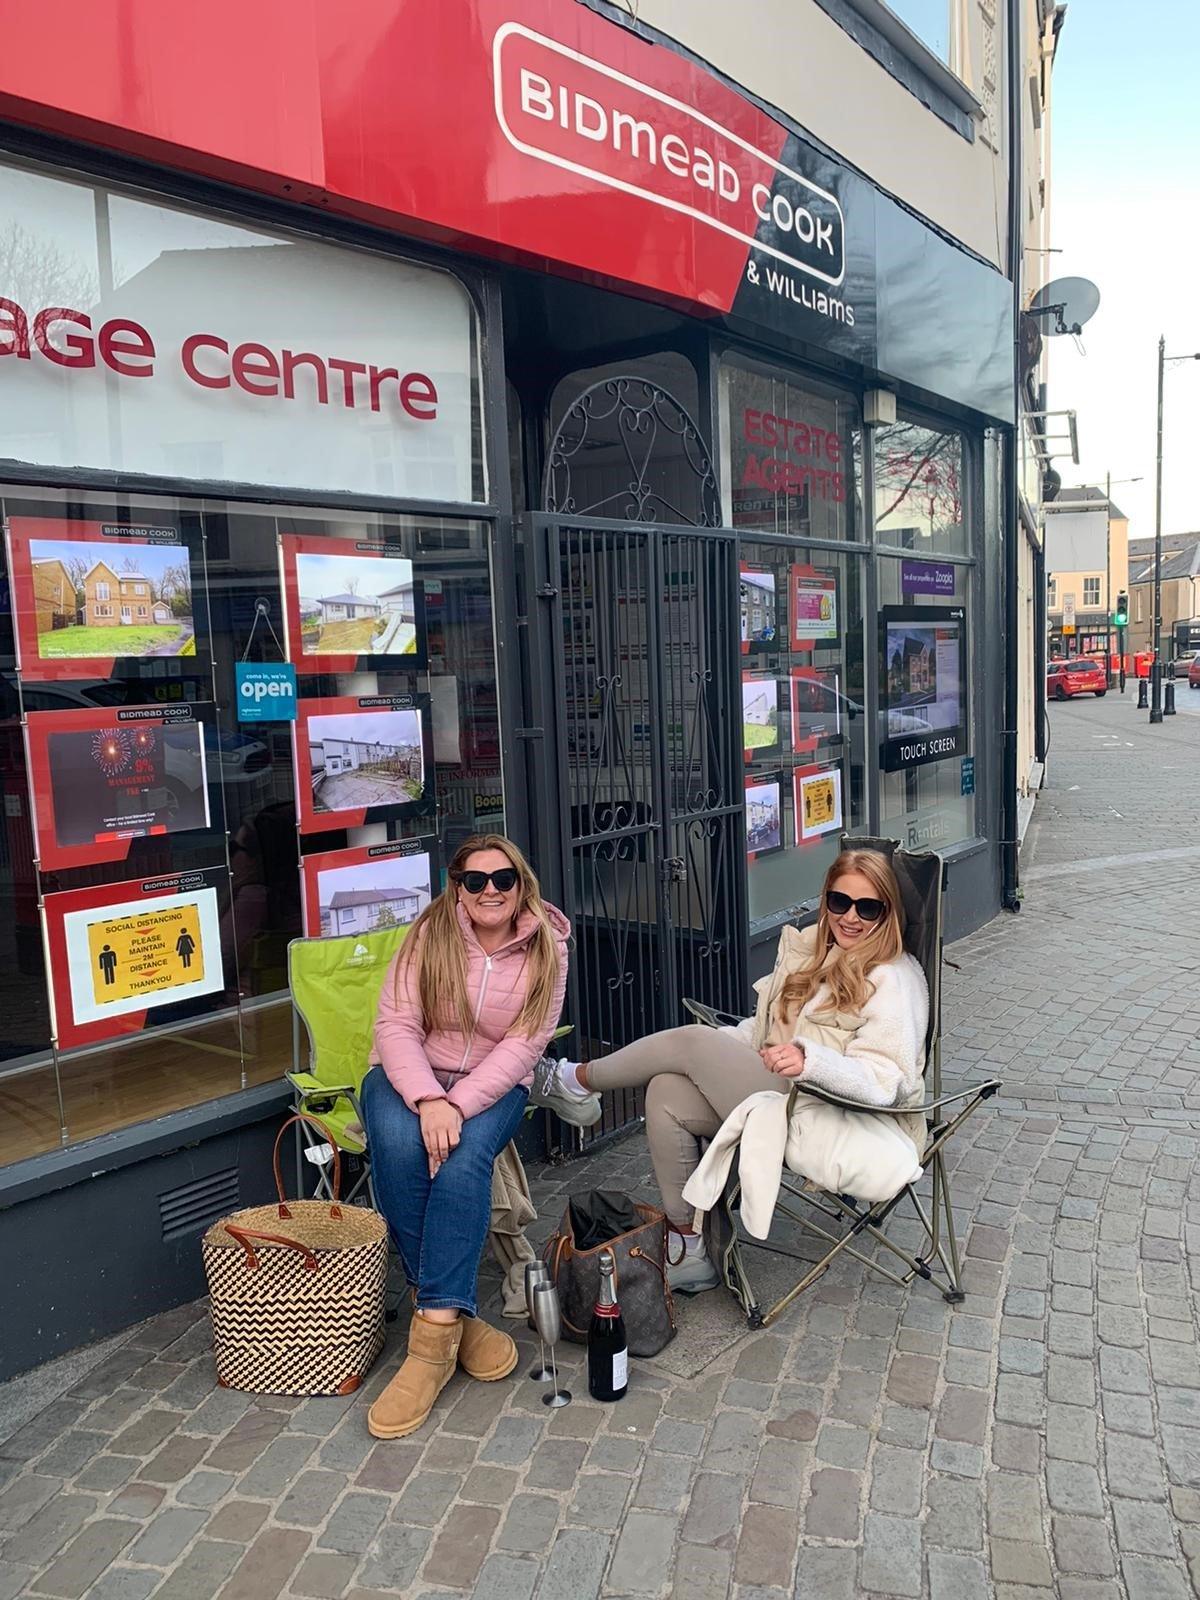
[374,900,570,1119]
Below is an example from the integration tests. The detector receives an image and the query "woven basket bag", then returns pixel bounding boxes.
[202,1113,388,1396]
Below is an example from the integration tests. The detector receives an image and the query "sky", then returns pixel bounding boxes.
[1047,0,1200,538]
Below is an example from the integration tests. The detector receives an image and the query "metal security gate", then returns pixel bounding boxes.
[523,377,747,1142]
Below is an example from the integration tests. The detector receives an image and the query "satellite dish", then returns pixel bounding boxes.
[1029,277,1100,337]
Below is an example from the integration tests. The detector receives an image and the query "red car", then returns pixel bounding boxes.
[1047,659,1108,699]
[1189,657,1200,690]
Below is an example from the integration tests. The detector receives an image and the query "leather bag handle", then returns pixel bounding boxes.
[630,1244,677,1332]
[224,1222,319,1273]
[272,1112,343,1220]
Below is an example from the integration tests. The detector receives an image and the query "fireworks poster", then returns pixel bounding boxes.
[24,704,211,871]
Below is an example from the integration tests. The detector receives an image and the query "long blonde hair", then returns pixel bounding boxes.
[396,834,562,1039]
[779,849,905,1019]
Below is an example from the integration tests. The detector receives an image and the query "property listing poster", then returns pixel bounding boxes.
[745,773,784,859]
[795,766,844,843]
[6,516,196,681]
[24,703,211,871]
[42,868,226,1049]
[790,667,841,752]
[300,836,436,938]
[292,693,433,835]
[789,566,838,647]
[278,532,426,673]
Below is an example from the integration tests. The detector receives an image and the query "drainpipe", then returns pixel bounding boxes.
[1001,0,1023,912]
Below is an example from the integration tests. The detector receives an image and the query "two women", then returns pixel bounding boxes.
[365,837,926,1440]
[363,835,570,1439]
[538,849,928,1293]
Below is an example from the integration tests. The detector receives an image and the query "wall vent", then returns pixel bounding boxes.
[159,1169,240,1242]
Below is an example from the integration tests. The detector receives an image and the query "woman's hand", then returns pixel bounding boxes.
[418,1098,464,1177]
[760,1043,807,1079]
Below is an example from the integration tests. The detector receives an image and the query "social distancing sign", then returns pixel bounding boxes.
[86,901,205,1005]
[63,884,224,1028]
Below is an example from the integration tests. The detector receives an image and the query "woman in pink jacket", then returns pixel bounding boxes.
[363,834,570,1441]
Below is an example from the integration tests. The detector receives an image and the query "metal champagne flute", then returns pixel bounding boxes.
[531,1282,571,1407]
[524,1261,553,1382]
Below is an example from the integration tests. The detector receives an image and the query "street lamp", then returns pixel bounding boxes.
[1106,472,1141,689]
[1150,338,1200,723]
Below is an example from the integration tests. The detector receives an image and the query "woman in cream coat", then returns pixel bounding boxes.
[534,849,928,1292]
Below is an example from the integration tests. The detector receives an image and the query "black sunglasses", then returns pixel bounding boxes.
[826,889,886,923]
[455,868,520,895]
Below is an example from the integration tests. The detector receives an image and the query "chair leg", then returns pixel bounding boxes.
[933,1150,966,1303]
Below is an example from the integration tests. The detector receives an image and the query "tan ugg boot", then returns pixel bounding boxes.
[457,1315,519,1381]
[367,1313,463,1439]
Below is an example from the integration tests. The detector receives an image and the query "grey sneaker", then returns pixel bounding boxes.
[667,1242,721,1295]
[529,1058,603,1128]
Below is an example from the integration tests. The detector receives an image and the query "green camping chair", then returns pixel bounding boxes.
[286,924,412,1206]
[687,837,1001,1328]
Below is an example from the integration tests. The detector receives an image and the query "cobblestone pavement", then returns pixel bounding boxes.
[2,692,1199,1599]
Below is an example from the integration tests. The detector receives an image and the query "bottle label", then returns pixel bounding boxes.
[612,1347,628,1390]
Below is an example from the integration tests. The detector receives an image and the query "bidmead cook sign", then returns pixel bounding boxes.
[493,24,846,291]
[0,232,476,503]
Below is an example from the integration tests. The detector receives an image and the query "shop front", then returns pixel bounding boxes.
[0,0,1013,1374]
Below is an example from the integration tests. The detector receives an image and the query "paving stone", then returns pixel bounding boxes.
[127,1508,208,1567]
[990,1537,1054,1587]
[1054,1514,1117,1576]
[392,1471,463,1527]
[567,1470,630,1530]
[1104,1433,1167,1501]
[1045,1403,1098,1465]
[791,1546,858,1600]
[931,1440,984,1478]
[276,1470,346,1527]
[815,1423,869,1469]
[1098,1346,1151,1395]
[79,1570,159,1600]
[538,1528,614,1600]
[1046,1460,1105,1516]
[868,1443,923,1515]
[669,1543,733,1600]
[885,1352,938,1407]
[653,1419,705,1457]
[804,1468,860,1541]
[936,1385,988,1445]
[681,1471,741,1549]
[633,1451,694,1512]
[2,1494,99,1568]
[733,1503,796,1589]
[205,1500,270,1544]
[925,1476,984,1551]
[213,1526,310,1600]
[27,1517,137,1599]
[1112,1499,1179,1557]
[0,1473,60,1534]
[290,1552,361,1599]
[127,1539,241,1600]
[461,1464,520,1506]
[861,1512,922,1597]
[1102,1391,1155,1437]
[421,1505,500,1590]
[524,1440,586,1490]
[495,1493,559,1552]
[479,1417,542,1466]
[987,1471,1044,1538]
[586,1435,645,1473]
[928,1551,992,1600]
[354,1439,422,1494]
[1119,1555,1192,1599]
[992,1424,1040,1474]
[175,1470,237,1508]
[470,1553,538,1600]
[354,1523,430,1593]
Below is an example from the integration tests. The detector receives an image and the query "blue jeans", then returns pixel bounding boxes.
[361,1068,528,1316]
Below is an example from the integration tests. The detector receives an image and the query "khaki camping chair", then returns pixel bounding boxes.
[686,837,1000,1328]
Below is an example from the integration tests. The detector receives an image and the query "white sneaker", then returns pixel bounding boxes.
[667,1239,721,1295]
[528,1058,603,1128]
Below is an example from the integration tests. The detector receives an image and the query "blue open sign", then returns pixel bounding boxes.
[235,662,297,722]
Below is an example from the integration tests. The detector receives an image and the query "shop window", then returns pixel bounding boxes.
[879,0,952,64]
[739,538,866,927]
[720,355,863,541]
[0,485,503,1164]
[0,154,486,506]
[874,418,967,555]
[877,555,974,852]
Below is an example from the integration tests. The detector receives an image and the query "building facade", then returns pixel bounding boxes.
[1045,487,1130,659]
[0,0,1044,1375]
[1128,537,1200,661]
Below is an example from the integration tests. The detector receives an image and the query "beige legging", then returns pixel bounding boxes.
[586,1027,786,1226]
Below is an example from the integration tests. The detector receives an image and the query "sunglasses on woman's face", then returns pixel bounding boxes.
[825,890,885,923]
[456,868,519,895]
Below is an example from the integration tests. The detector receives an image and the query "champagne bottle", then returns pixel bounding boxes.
[587,1247,628,1402]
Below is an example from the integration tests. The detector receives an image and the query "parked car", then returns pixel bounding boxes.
[1172,650,1198,679]
[1189,656,1200,690]
[1047,659,1107,699]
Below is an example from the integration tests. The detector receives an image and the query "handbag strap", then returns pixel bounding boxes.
[629,1244,677,1332]
[223,1222,319,1273]
[272,1113,343,1222]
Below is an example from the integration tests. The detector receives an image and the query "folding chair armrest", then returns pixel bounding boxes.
[682,997,747,1029]
[788,1078,1002,1117]
[287,1071,359,1099]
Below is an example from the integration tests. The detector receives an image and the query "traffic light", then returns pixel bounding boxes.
[1113,592,1129,627]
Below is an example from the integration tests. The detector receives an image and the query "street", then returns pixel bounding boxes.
[0,694,1198,1598]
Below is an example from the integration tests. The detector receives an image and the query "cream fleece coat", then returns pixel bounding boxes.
[682,925,930,1234]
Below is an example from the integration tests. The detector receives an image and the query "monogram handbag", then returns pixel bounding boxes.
[543,1189,676,1358]
[202,1113,388,1396]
